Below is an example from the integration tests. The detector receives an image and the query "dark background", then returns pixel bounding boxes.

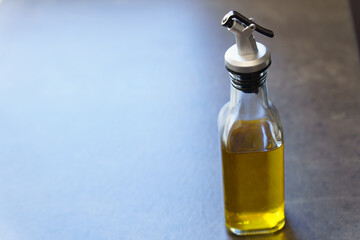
[350,0,360,52]
[0,0,359,239]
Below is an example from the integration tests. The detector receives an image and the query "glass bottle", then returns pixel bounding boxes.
[218,11,285,235]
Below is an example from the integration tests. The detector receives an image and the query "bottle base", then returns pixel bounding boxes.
[226,218,285,236]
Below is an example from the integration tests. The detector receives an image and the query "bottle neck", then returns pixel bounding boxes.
[229,71,270,117]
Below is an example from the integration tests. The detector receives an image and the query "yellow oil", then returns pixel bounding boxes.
[221,120,284,235]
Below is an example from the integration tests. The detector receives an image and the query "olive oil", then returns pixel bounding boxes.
[221,120,284,234]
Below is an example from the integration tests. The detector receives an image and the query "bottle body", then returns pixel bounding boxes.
[218,72,285,235]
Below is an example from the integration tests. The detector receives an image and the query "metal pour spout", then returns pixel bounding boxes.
[229,19,258,56]
[221,11,275,74]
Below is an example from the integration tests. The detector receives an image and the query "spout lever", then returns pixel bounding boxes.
[222,11,274,38]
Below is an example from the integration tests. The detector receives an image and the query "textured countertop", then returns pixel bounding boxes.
[0,0,359,239]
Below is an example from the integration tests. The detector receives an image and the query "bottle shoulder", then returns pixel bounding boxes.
[218,102,230,128]
[218,101,283,152]
[218,101,282,127]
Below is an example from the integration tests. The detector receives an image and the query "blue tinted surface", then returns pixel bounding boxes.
[0,1,224,239]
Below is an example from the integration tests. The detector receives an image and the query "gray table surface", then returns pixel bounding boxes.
[0,0,359,239]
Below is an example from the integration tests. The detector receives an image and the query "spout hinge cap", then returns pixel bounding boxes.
[225,42,271,74]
